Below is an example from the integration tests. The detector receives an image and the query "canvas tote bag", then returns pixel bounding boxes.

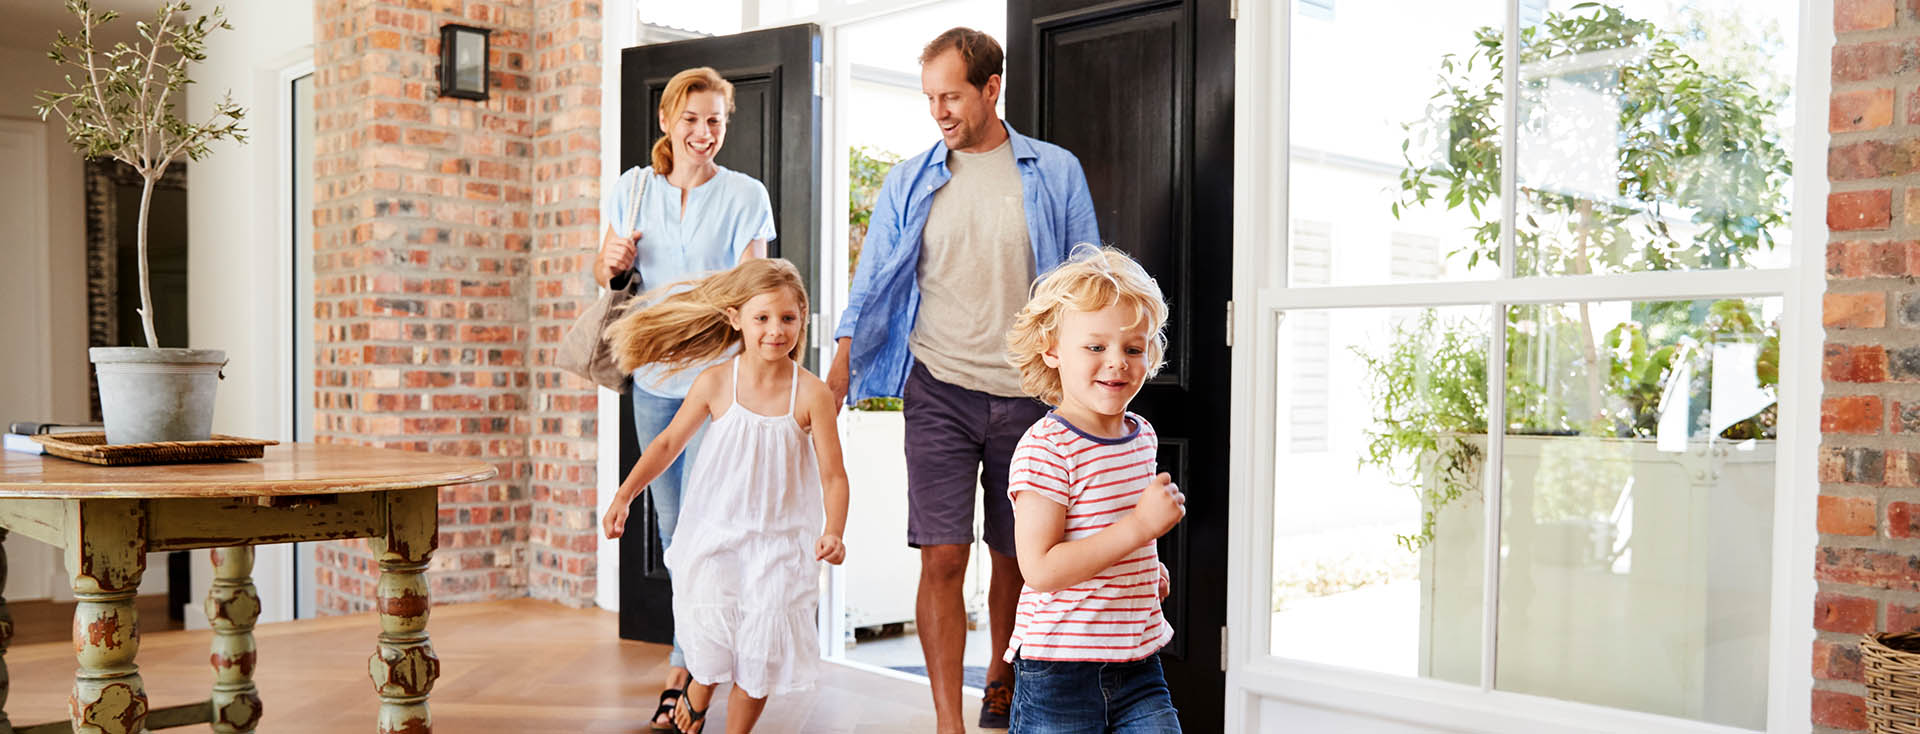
[558,172,646,390]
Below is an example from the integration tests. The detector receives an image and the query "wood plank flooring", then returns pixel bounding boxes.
[4,598,996,733]
[8,594,182,646]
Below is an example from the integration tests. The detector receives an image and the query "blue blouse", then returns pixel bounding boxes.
[602,164,776,398]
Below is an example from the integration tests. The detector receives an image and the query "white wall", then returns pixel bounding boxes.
[184,0,314,627]
[0,44,94,425]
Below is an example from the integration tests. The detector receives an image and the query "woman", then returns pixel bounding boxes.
[595,66,775,732]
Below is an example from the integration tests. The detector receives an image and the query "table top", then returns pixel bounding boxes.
[0,443,497,499]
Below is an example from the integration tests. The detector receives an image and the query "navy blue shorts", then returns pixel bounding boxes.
[903,361,1048,558]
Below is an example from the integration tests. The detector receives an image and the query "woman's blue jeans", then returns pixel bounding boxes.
[631,389,705,669]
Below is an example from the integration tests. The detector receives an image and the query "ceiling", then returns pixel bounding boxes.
[0,0,169,57]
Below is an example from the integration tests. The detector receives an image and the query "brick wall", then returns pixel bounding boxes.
[1821,1,1920,730]
[526,0,605,603]
[310,0,601,613]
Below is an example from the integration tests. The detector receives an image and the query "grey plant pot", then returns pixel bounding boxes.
[89,347,226,445]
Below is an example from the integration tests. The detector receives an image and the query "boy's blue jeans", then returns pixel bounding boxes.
[1011,652,1183,733]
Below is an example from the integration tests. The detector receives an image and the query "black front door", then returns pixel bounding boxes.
[1009,0,1233,728]
[617,24,822,644]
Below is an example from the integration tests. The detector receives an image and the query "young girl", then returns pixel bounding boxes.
[601,258,850,734]
[1001,246,1186,733]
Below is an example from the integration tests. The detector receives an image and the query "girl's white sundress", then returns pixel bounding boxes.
[664,357,824,698]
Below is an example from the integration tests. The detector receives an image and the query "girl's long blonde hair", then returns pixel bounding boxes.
[606,258,809,378]
[653,67,735,176]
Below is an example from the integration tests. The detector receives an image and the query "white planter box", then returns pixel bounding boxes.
[839,409,987,631]
[1419,436,1774,730]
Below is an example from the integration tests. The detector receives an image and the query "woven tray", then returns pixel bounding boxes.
[1865,631,1920,732]
[31,432,279,466]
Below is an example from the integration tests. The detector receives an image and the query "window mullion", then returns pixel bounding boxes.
[1480,0,1522,695]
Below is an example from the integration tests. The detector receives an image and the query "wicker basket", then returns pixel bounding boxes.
[30,432,277,466]
[1865,631,1920,732]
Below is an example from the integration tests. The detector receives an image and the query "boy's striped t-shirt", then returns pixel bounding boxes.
[1002,412,1174,663]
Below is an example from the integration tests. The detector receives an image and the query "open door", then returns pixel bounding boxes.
[1008,0,1234,729]
[617,24,824,644]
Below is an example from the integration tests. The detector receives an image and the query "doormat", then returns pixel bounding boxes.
[888,665,986,690]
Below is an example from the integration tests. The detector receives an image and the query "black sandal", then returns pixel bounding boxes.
[674,693,710,734]
[648,688,683,732]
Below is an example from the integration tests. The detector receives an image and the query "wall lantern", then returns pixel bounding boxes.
[438,24,491,101]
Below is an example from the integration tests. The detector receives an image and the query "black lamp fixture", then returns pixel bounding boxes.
[438,23,491,101]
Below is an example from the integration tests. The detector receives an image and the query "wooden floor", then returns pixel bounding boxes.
[5,598,997,733]
[9,595,183,646]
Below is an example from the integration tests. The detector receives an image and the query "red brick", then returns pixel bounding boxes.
[1815,639,1867,682]
[1893,502,1920,537]
[1831,139,1920,181]
[1818,592,1879,634]
[1834,89,1897,132]
[1835,40,1920,83]
[1817,546,1920,589]
[1831,189,1893,231]
[1840,0,1897,32]
[1824,396,1885,434]
[1823,495,1880,536]
[1892,602,1920,633]
[1826,292,1888,328]
[1816,689,1868,730]
[1826,344,1890,382]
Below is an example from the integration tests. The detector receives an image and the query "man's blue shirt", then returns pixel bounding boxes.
[834,122,1101,403]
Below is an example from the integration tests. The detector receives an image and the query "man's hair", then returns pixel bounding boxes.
[919,27,1004,89]
[1006,246,1169,407]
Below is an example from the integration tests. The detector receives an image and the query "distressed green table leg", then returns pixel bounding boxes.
[66,500,148,734]
[369,487,438,734]
[0,527,13,733]
[207,547,262,732]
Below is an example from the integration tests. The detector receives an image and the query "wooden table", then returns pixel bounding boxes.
[0,443,494,734]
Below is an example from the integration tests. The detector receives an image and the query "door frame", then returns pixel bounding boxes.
[279,55,319,620]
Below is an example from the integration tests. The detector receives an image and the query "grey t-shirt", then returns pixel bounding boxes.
[909,139,1032,398]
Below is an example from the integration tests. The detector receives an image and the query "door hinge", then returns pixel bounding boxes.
[811,312,821,352]
[1230,0,1238,21]
[1220,625,1229,671]
[1224,300,1235,348]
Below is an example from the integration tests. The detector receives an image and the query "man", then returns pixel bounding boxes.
[827,27,1100,734]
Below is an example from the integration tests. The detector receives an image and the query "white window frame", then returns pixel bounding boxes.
[1226,0,1830,732]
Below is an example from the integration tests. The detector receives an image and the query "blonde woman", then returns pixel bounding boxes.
[603,258,851,734]
[594,66,775,731]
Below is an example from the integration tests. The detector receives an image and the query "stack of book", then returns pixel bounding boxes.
[4,421,104,455]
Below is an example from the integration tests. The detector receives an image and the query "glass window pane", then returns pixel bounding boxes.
[1515,1,1796,276]
[1289,0,1505,286]
[1270,305,1489,685]
[639,1,743,36]
[1496,297,1778,728]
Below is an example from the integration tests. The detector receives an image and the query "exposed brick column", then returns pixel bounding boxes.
[1817,0,1920,730]
[525,0,605,604]
[311,0,537,613]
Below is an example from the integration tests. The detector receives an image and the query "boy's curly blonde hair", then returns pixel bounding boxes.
[1005,245,1168,406]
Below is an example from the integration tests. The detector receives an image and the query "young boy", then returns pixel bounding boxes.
[1000,246,1186,733]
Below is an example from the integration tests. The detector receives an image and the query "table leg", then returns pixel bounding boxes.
[207,547,262,732]
[369,488,438,734]
[0,528,13,733]
[67,500,148,734]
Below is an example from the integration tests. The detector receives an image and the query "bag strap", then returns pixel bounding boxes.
[626,168,647,237]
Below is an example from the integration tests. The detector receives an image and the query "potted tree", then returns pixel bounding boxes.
[35,0,246,445]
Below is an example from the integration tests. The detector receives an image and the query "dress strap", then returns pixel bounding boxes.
[730,356,741,405]
[784,359,799,418]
